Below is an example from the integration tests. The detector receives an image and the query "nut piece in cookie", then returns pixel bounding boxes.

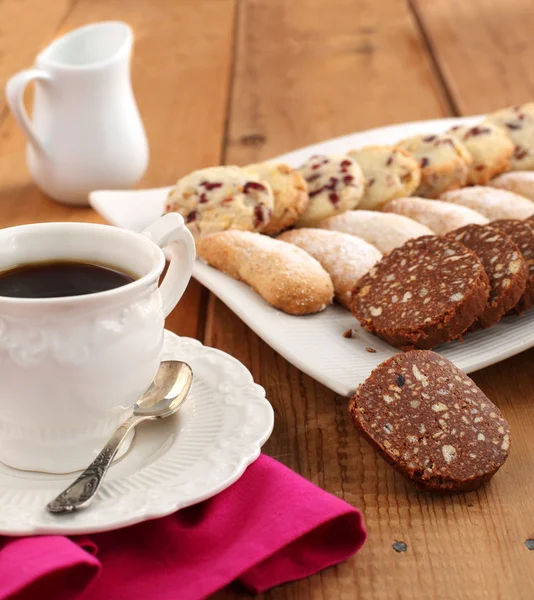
[491,219,534,313]
[448,123,514,185]
[196,231,334,315]
[485,103,534,170]
[296,154,364,227]
[352,235,489,349]
[164,166,274,240]
[349,350,511,493]
[383,197,489,235]
[278,228,381,309]
[397,133,472,198]
[319,210,433,254]
[245,162,309,235]
[446,224,528,328]
[347,145,421,210]
[489,171,534,200]
[440,186,534,221]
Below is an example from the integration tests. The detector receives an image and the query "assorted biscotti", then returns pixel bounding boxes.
[296,154,365,226]
[383,197,489,234]
[351,235,489,350]
[196,231,334,315]
[491,219,534,313]
[439,186,534,221]
[319,210,433,254]
[485,103,534,170]
[446,224,528,328]
[165,166,274,240]
[349,351,511,493]
[277,228,382,309]
[346,145,421,210]
[245,162,309,235]
[397,133,472,198]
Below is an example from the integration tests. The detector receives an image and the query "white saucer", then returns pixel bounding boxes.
[0,331,274,536]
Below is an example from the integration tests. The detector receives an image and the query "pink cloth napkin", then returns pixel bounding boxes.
[0,455,366,600]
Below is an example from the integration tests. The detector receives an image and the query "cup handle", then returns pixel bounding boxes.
[142,213,196,318]
[6,68,51,155]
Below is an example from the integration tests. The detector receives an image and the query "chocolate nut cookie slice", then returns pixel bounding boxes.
[245,162,309,235]
[397,133,472,198]
[491,219,534,313]
[296,154,364,227]
[448,123,514,185]
[485,103,534,170]
[349,351,511,493]
[165,166,274,240]
[446,224,528,328]
[440,186,534,221]
[347,145,421,210]
[352,235,489,349]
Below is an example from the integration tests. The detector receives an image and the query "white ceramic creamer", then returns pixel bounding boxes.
[5,22,149,206]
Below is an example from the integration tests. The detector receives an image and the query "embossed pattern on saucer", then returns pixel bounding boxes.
[0,331,274,536]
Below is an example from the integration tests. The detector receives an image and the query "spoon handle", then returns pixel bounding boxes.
[47,414,145,514]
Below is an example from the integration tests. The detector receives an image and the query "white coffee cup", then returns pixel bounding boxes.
[0,213,195,473]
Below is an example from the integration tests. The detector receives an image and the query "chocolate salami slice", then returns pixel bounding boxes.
[446,224,528,328]
[352,236,489,350]
[491,219,534,313]
[349,351,511,493]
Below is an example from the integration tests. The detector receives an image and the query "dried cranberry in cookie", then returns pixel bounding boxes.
[349,351,511,493]
[485,103,534,170]
[296,154,364,227]
[164,166,274,240]
[440,186,534,221]
[352,235,489,349]
[397,133,471,198]
[447,123,514,185]
[446,224,528,328]
[489,171,534,200]
[347,145,421,210]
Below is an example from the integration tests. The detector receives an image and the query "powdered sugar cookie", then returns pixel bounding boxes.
[319,210,433,254]
[485,103,534,170]
[245,162,309,235]
[448,123,514,185]
[196,231,334,315]
[165,166,274,239]
[489,171,534,200]
[278,228,382,309]
[397,134,472,198]
[347,145,421,210]
[296,155,364,227]
[383,197,489,235]
[440,186,534,221]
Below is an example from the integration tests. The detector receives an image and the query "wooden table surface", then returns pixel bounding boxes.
[1,0,533,598]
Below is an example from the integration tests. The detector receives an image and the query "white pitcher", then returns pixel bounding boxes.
[5,21,149,206]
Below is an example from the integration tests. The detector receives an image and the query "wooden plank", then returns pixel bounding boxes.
[0,0,236,339]
[211,1,534,598]
[411,0,534,114]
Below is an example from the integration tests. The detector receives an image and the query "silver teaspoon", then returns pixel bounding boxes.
[47,360,193,514]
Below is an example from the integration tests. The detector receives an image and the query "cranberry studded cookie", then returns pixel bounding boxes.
[196,231,334,315]
[347,145,421,210]
[448,123,514,185]
[490,171,534,200]
[245,162,309,235]
[397,133,472,198]
[349,351,511,493]
[164,166,274,240]
[383,197,489,235]
[447,224,528,328]
[352,235,489,349]
[296,155,364,227]
[278,228,382,309]
[440,186,534,221]
[319,210,433,254]
[485,103,534,170]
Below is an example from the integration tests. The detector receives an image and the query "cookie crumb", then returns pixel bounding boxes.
[343,329,353,339]
[366,347,377,353]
